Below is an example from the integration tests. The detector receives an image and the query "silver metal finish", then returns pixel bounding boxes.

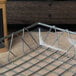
[0,23,76,76]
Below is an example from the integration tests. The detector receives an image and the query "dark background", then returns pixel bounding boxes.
[0,9,4,38]
[7,0,76,32]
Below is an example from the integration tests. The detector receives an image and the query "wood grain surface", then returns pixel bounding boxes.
[0,32,76,76]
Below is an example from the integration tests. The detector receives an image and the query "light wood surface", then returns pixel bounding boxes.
[0,48,7,53]
[0,32,76,76]
[0,0,6,3]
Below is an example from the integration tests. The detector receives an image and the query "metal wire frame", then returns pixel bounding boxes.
[0,22,76,76]
[1,47,76,76]
[0,27,39,67]
[11,49,76,76]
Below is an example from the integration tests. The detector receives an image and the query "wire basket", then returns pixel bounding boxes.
[0,22,76,76]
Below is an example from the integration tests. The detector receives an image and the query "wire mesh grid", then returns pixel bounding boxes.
[0,22,76,76]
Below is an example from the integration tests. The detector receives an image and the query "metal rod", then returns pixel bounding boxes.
[66,44,74,53]
[28,51,68,76]
[21,37,33,50]
[14,50,59,76]
[0,45,40,68]
[8,34,16,62]
[52,32,64,46]
[1,48,49,74]
[13,50,58,76]
[0,22,76,76]
[16,32,35,51]
[0,65,18,75]
[67,31,76,58]
[37,23,76,35]
[25,28,38,45]
[0,29,23,42]
[33,49,75,74]
[59,64,76,76]
[44,56,74,76]
[22,28,25,54]
[25,22,76,35]
[44,28,52,41]
[54,27,60,49]
[0,36,16,58]
[0,22,76,45]
[18,48,75,76]
[0,46,40,75]
[35,48,75,69]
